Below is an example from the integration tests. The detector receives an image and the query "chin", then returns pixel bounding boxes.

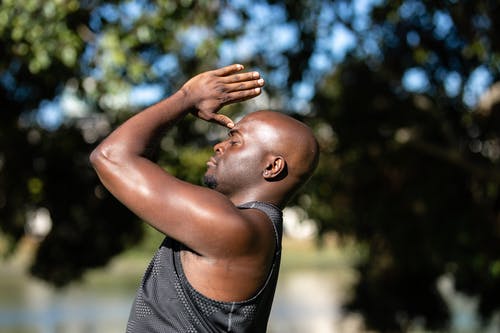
[203,174,218,189]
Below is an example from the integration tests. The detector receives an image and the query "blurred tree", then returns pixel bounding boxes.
[1,0,499,330]
[0,0,145,286]
[307,0,500,330]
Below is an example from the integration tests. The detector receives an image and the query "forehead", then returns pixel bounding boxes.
[233,115,281,143]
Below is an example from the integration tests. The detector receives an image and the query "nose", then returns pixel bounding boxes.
[213,140,226,155]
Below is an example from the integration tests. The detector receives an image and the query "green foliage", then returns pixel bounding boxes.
[0,0,82,73]
[1,0,500,330]
[306,1,500,329]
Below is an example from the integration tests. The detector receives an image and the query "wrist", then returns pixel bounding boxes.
[165,87,195,115]
[177,85,206,119]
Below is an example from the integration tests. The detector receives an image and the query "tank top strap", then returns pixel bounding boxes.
[237,201,283,245]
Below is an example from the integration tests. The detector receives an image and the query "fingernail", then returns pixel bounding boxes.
[236,64,243,70]
[253,72,260,78]
[258,78,264,85]
[254,87,261,93]
[227,122,234,128]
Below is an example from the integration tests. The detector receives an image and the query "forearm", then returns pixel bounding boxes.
[91,89,190,162]
[90,64,263,199]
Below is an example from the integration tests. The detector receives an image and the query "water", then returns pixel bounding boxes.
[0,269,133,333]
[0,264,360,333]
[3,240,495,333]
[3,262,495,332]
[270,268,363,333]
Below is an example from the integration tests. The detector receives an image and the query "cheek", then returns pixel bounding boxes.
[224,151,264,175]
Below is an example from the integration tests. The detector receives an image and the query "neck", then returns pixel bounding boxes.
[226,187,286,209]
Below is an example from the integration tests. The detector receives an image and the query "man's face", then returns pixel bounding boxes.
[204,116,273,195]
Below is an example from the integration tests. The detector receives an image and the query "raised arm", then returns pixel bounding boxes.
[90,64,265,256]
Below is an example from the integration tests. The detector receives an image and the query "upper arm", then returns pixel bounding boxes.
[90,147,256,257]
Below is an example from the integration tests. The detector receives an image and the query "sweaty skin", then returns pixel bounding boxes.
[90,64,319,302]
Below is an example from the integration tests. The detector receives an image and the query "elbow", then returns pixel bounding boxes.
[89,145,106,171]
[90,143,119,171]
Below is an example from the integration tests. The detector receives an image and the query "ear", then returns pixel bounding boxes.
[263,156,287,180]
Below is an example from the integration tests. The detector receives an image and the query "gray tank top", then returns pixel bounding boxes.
[126,201,283,332]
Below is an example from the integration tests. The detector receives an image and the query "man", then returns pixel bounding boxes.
[90,64,319,332]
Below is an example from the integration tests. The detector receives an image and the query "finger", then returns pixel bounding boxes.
[224,78,265,93]
[222,71,260,83]
[222,87,262,106]
[212,64,244,77]
[212,113,235,128]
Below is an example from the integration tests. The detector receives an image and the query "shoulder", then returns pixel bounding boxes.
[188,202,277,259]
[229,206,277,256]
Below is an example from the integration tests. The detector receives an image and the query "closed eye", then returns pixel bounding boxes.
[228,130,241,145]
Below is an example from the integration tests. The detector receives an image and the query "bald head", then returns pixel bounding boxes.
[206,110,319,207]
[239,110,319,190]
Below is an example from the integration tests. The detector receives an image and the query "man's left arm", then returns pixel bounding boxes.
[90,64,265,257]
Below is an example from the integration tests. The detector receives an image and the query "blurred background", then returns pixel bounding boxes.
[1,0,499,332]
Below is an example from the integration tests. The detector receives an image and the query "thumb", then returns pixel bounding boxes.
[212,114,234,128]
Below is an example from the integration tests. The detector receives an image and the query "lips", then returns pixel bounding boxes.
[206,157,218,168]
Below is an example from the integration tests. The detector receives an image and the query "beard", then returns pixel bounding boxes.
[203,174,218,189]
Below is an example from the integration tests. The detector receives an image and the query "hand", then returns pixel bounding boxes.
[181,64,265,128]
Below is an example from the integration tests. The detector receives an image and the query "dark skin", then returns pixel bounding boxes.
[90,64,319,302]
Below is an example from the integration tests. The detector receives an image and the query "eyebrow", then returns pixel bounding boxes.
[228,129,242,137]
